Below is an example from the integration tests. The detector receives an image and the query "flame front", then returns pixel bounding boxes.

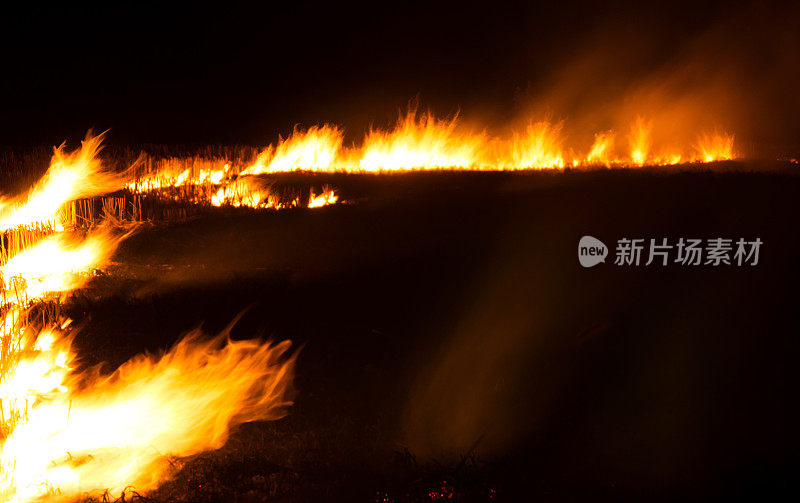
[242,126,343,175]
[628,117,652,166]
[696,132,735,162]
[0,133,296,502]
[0,133,124,232]
[1,229,124,303]
[308,187,338,208]
[0,106,744,499]
[358,111,485,171]
[126,109,740,206]
[585,131,616,166]
[506,122,565,169]
[0,328,294,502]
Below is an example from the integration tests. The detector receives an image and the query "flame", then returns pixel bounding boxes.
[127,159,232,193]
[628,117,652,166]
[0,113,746,500]
[308,188,338,208]
[0,323,294,502]
[585,131,616,166]
[1,228,125,303]
[696,132,735,162]
[123,111,741,192]
[0,132,299,502]
[209,178,303,210]
[506,122,565,169]
[358,111,485,172]
[210,178,269,208]
[241,126,343,175]
[0,133,124,232]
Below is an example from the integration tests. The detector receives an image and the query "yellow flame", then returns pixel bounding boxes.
[696,132,735,162]
[628,117,652,167]
[0,133,124,232]
[308,188,338,208]
[585,131,616,166]
[242,126,343,175]
[0,325,294,502]
[506,122,565,169]
[0,131,301,502]
[1,228,125,303]
[358,111,485,172]
[127,160,231,192]
[123,111,741,191]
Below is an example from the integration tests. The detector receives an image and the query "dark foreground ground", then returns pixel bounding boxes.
[65,165,799,502]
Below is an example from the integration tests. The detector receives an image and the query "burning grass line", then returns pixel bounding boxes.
[0,319,296,502]
[0,132,305,502]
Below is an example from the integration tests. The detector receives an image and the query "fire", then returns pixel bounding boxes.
[585,131,616,166]
[0,323,295,502]
[127,159,232,193]
[308,188,338,208]
[209,178,274,208]
[696,132,735,162]
[0,131,297,501]
[358,111,485,171]
[0,109,749,500]
[0,133,124,232]
[506,122,565,169]
[241,125,342,175]
[124,110,740,198]
[628,117,652,166]
[1,228,126,304]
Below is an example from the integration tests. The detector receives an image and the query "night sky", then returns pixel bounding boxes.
[1,1,798,150]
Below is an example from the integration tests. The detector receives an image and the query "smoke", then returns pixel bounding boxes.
[501,1,800,157]
[401,0,800,464]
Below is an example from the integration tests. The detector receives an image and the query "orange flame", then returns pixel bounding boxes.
[125,111,741,191]
[358,110,485,172]
[585,131,616,167]
[0,324,294,502]
[308,187,338,208]
[242,125,343,175]
[1,228,126,304]
[696,132,735,162]
[0,133,124,232]
[506,122,565,169]
[0,132,300,502]
[628,117,652,166]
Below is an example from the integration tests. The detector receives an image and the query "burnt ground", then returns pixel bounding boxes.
[64,165,799,502]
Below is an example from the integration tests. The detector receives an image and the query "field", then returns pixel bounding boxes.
[0,151,798,501]
[4,162,783,501]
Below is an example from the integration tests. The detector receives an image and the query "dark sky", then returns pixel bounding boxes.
[1,1,798,151]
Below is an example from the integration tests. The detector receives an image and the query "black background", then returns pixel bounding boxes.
[2,1,798,150]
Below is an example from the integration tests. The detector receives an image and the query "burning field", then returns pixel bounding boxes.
[0,120,797,502]
[1,1,800,501]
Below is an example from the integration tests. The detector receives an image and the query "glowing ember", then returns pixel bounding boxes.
[209,178,278,208]
[308,188,338,208]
